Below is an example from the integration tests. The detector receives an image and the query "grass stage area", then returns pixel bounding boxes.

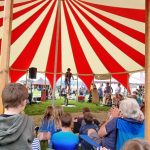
[25,99,109,115]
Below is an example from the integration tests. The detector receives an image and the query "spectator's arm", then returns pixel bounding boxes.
[98,118,110,137]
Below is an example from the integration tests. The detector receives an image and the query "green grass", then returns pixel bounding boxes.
[24,98,109,115]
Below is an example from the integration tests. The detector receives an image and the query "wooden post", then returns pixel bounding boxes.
[0,0,13,113]
[145,0,150,141]
[52,0,61,105]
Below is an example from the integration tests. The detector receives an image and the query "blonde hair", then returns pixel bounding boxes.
[43,106,54,120]
[54,106,64,129]
[122,139,150,150]
[119,98,144,121]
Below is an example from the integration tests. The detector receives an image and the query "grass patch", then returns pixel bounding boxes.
[25,98,109,115]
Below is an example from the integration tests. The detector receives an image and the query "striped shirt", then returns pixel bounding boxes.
[32,138,41,150]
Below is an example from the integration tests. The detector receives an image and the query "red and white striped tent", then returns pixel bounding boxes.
[0,0,145,90]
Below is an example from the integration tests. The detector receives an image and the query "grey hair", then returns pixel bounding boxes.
[119,98,144,121]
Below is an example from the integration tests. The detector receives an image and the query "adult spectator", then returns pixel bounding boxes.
[88,98,144,150]
[115,83,121,94]
[0,83,34,150]
[104,83,113,104]
[98,83,103,104]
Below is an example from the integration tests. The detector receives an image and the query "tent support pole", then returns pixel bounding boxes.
[44,73,46,88]
[0,0,13,113]
[145,0,150,141]
[52,0,61,106]
[76,75,78,102]
[60,74,62,100]
[25,70,28,85]
[109,74,112,95]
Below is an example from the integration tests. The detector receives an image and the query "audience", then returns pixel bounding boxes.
[0,83,34,150]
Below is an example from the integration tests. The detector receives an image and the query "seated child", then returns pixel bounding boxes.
[51,113,79,150]
[79,112,99,135]
[32,127,41,150]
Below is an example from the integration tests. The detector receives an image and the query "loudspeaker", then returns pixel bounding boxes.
[29,67,37,79]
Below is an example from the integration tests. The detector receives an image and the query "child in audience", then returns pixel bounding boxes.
[53,106,64,132]
[32,127,41,150]
[0,83,34,150]
[52,113,79,150]
[73,107,99,133]
[38,106,54,150]
[79,112,99,135]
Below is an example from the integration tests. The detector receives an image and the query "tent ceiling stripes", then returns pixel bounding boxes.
[0,0,145,90]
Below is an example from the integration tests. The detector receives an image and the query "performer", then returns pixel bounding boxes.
[65,68,74,93]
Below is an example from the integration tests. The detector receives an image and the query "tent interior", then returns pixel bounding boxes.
[0,0,145,91]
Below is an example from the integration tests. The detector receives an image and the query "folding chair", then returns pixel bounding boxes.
[116,118,144,150]
[80,118,144,150]
[79,134,101,150]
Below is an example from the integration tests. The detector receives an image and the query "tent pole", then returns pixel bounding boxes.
[44,73,46,87]
[109,74,112,96]
[25,70,28,85]
[145,0,150,141]
[60,74,62,100]
[0,0,13,114]
[76,75,79,102]
[52,0,61,106]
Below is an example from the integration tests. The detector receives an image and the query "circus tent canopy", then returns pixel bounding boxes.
[0,0,145,90]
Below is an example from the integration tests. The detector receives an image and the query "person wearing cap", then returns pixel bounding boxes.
[65,68,74,93]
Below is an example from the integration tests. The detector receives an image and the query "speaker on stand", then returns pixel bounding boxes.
[28,67,37,104]
[29,67,37,79]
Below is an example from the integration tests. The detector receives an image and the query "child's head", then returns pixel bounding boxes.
[123,139,150,150]
[82,107,90,114]
[34,126,39,137]
[54,106,64,129]
[54,106,63,119]
[2,83,28,111]
[61,113,72,128]
[43,106,53,120]
[84,112,93,124]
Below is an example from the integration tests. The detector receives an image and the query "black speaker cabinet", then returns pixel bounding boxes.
[29,67,37,79]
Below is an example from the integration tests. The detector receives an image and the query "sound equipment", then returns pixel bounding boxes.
[29,67,37,79]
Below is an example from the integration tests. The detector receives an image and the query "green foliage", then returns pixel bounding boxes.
[24,99,109,115]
